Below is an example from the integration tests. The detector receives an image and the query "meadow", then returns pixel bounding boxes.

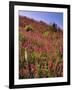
[19,16,63,79]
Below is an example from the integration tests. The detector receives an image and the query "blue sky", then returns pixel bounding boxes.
[19,10,63,29]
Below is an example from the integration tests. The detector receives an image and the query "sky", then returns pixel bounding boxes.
[19,10,63,29]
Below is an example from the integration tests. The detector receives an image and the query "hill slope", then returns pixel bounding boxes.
[19,16,63,79]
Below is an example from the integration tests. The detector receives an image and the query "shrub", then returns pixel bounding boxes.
[43,31,49,37]
[49,23,58,32]
[52,23,57,29]
[19,33,27,43]
[24,25,34,32]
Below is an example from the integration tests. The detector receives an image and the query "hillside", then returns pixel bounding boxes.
[19,16,63,79]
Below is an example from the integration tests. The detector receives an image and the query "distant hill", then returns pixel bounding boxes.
[19,16,63,33]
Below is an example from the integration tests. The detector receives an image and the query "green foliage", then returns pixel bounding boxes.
[24,25,34,32]
[28,51,36,64]
[43,31,49,37]
[40,51,48,59]
[31,51,36,59]
[19,33,27,42]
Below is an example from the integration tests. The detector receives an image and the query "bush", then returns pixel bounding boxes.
[52,23,57,29]
[43,31,49,37]
[24,25,34,32]
[19,33,27,42]
[49,23,58,32]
